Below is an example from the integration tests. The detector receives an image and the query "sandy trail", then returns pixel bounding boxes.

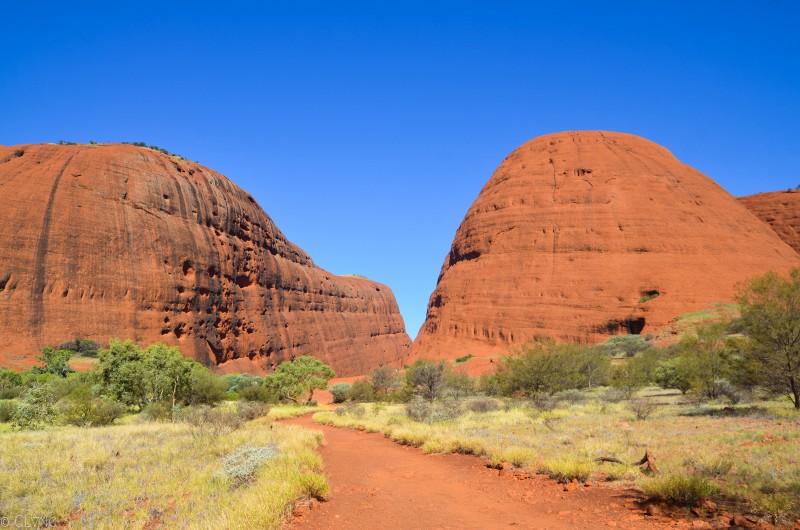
[284,415,677,529]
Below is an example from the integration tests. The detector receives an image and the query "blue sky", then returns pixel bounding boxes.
[1,2,798,338]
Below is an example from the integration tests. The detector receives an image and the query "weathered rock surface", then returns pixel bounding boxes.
[739,190,800,255]
[0,144,410,375]
[413,131,799,361]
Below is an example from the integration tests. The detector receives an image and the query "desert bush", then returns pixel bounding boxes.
[236,401,270,421]
[0,400,15,422]
[687,455,733,478]
[405,359,447,400]
[182,405,243,435]
[0,368,23,399]
[554,389,587,405]
[57,387,127,427]
[369,366,400,395]
[530,393,558,411]
[217,442,279,487]
[188,368,228,405]
[628,398,657,420]
[11,383,57,429]
[598,334,649,357]
[142,401,174,421]
[641,473,719,506]
[405,398,432,422]
[443,370,475,399]
[455,354,474,364]
[57,338,101,357]
[427,400,463,422]
[328,383,351,404]
[465,397,501,413]
[347,379,375,402]
[298,473,330,500]
[601,387,626,403]
[239,382,279,403]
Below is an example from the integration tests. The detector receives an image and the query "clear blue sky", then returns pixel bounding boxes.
[1,2,798,338]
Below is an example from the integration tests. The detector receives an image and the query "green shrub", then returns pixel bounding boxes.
[0,400,15,422]
[465,398,501,413]
[539,457,596,483]
[328,383,351,404]
[58,392,127,427]
[347,379,375,402]
[181,405,243,435]
[239,383,279,403]
[641,473,719,506]
[235,401,270,421]
[455,354,474,364]
[11,383,57,429]
[142,401,174,421]
[188,368,228,405]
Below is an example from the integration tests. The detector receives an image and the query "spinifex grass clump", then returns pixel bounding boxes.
[217,442,279,487]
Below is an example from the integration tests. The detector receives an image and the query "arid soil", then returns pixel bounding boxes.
[285,414,680,530]
[0,144,410,375]
[413,131,799,362]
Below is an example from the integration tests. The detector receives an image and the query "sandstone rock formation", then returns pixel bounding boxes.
[413,131,799,361]
[0,143,410,375]
[739,190,800,255]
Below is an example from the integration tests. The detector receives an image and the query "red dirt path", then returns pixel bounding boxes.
[284,415,683,529]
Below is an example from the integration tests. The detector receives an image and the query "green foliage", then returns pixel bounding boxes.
[0,399,15,422]
[737,268,800,409]
[35,347,73,377]
[188,367,228,405]
[610,357,649,399]
[598,334,650,357]
[454,354,474,364]
[0,368,23,399]
[239,381,279,403]
[677,323,738,399]
[405,359,447,400]
[653,358,692,394]
[369,365,400,395]
[95,339,222,409]
[11,383,57,430]
[347,379,375,402]
[57,385,127,426]
[495,342,598,398]
[267,356,335,404]
[57,338,101,357]
[443,370,474,399]
[328,383,351,404]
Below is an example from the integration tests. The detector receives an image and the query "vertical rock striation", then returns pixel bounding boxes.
[0,143,410,375]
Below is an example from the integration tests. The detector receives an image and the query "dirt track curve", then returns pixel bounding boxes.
[284,415,680,529]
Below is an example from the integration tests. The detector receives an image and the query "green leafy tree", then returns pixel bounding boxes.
[267,356,335,404]
[443,370,474,399]
[35,347,73,377]
[405,359,447,401]
[679,323,737,399]
[737,269,800,409]
[610,356,650,399]
[653,358,692,394]
[0,368,23,399]
[495,342,582,398]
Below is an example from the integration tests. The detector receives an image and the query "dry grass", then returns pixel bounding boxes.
[268,404,329,420]
[313,388,800,519]
[0,415,326,528]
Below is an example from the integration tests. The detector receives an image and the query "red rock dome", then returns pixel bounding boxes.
[0,143,410,375]
[413,131,799,361]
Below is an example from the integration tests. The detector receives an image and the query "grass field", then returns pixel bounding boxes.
[314,389,800,524]
[0,412,328,529]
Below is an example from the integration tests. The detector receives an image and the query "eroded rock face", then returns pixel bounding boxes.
[739,190,800,255]
[413,131,799,361]
[0,144,410,375]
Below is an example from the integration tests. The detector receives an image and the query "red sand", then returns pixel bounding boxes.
[284,415,680,529]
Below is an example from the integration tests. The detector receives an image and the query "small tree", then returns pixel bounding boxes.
[267,356,335,404]
[495,342,580,398]
[405,359,447,400]
[443,370,474,399]
[35,347,73,377]
[678,323,734,400]
[738,269,800,409]
[370,366,400,395]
